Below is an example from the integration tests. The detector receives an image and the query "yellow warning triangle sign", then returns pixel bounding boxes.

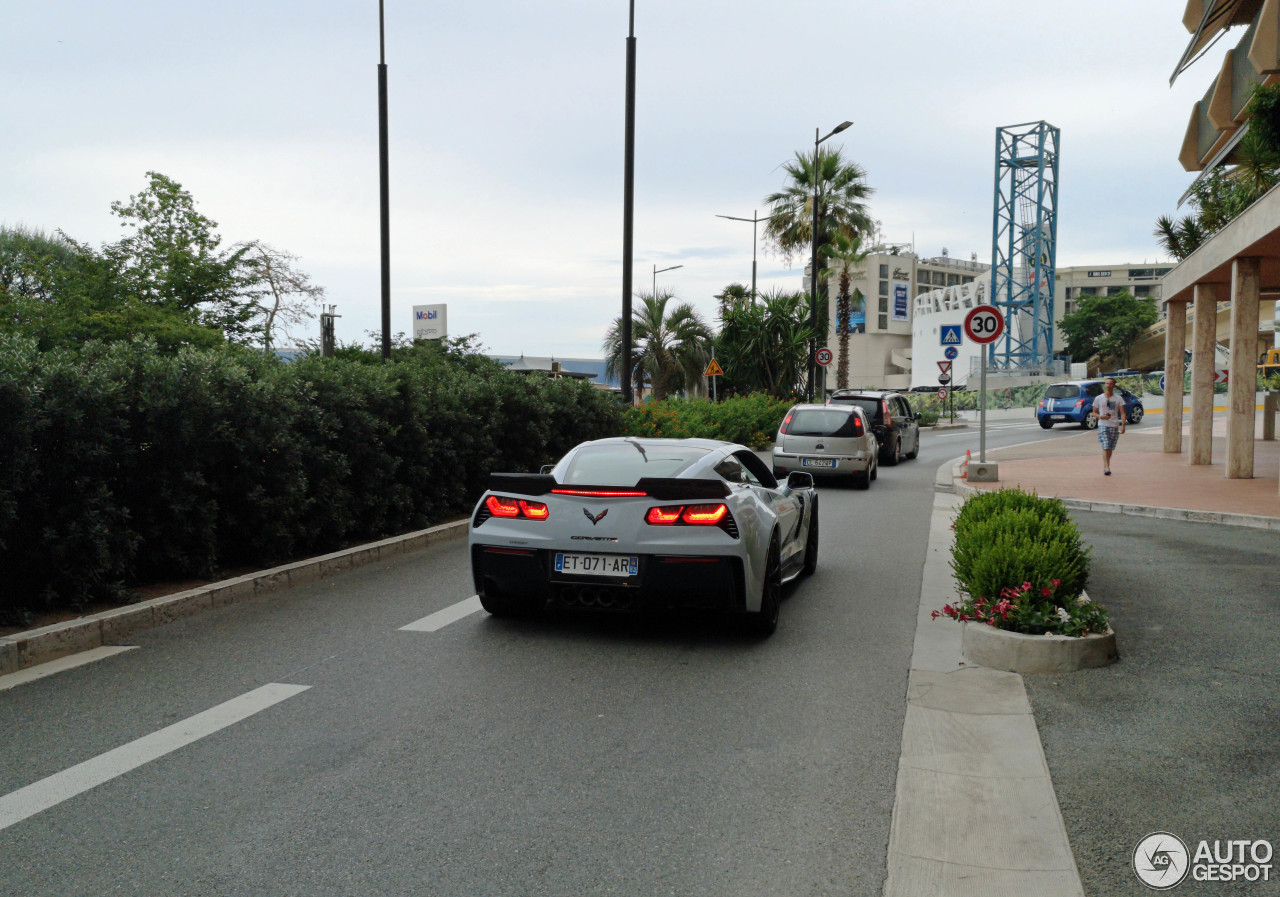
[704,358,725,377]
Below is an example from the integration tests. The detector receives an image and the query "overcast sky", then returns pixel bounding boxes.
[3,1,1227,357]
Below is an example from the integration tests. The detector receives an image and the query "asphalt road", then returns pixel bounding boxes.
[0,414,1130,896]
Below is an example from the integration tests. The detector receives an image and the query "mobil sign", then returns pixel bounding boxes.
[413,304,447,340]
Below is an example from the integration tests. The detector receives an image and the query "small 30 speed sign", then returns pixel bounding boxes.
[963,305,1005,344]
[815,347,833,366]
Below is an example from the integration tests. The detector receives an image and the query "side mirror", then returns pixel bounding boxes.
[786,471,814,491]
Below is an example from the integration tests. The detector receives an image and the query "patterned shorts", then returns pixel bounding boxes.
[1098,426,1121,451]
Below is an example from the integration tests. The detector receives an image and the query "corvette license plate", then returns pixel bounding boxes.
[801,458,836,468]
[554,553,639,577]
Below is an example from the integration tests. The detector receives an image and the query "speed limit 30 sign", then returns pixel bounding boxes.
[963,305,1005,344]
[815,347,833,366]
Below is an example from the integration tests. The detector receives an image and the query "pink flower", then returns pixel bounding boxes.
[1021,581,1033,591]
[930,610,940,620]
[1051,579,1061,587]
[1041,587,1052,597]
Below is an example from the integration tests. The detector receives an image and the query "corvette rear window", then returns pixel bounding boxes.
[560,442,705,485]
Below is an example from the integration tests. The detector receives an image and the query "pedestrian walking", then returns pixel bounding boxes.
[1093,377,1126,475]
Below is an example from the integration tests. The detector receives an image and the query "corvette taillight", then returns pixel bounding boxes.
[485,495,548,520]
[682,503,728,525]
[519,500,549,520]
[646,506,683,525]
[486,495,521,518]
[645,503,730,526]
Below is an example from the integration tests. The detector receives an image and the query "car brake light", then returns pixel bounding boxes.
[1075,399,1085,408]
[682,503,728,525]
[551,488,647,497]
[883,400,893,427]
[518,500,549,520]
[485,495,548,520]
[646,505,683,525]
[779,412,793,435]
[485,495,521,518]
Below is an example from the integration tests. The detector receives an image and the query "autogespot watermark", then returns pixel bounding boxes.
[1133,832,1274,889]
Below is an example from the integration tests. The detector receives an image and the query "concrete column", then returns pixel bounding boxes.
[1162,300,1188,453]
[1227,258,1261,478]
[1189,283,1220,465]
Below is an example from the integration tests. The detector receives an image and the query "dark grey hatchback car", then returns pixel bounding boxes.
[827,390,921,466]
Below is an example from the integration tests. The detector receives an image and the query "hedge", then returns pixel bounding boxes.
[620,394,793,448]
[0,337,621,620]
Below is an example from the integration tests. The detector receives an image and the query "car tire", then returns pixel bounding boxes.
[748,535,782,636]
[854,464,872,489]
[882,437,901,466]
[1039,418,1054,429]
[905,432,919,460]
[870,454,878,481]
[1129,406,1144,424]
[478,585,543,618]
[1083,412,1099,430]
[802,499,819,576]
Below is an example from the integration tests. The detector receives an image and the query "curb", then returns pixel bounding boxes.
[950,473,1280,530]
[0,519,471,677]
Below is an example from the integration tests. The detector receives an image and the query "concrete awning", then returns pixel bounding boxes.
[1162,181,1280,302]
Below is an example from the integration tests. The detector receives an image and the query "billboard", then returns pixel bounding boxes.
[892,281,910,322]
[412,304,447,340]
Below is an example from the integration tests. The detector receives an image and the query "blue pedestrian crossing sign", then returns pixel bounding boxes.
[941,325,962,346]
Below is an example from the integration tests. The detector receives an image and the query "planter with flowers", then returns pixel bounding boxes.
[935,487,1117,674]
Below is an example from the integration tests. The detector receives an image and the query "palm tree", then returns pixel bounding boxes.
[1153,214,1206,261]
[820,232,867,390]
[763,146,874,268]
[604,291,712,400]
[715,288,816,399]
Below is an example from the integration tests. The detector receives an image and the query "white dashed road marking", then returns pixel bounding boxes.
[399,595,483,632]
[0,646,139,691]
[0,682,310,831]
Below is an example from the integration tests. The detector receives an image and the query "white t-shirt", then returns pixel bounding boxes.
[1092,392,1125,428]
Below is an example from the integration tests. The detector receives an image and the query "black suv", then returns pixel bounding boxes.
[827,390,921,465]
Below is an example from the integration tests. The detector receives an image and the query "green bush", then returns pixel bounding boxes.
[939,488,1106,636]
[0,337,622,620]
[620,394,792,448]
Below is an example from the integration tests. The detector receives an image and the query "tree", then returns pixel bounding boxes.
[714,288,816,399]
[603,291,712,400]
[104,171,259,343]
[763,146,873,353]
[820,232,868,390]
[1059,290,1159,368]
[239,243,326,349]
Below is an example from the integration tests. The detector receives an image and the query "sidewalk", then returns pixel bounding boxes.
[959,419,1280,525]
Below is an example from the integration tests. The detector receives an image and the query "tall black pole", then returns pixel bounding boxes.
[751,209,758,302]
[378,0,391,362]
[621,1,637,404]
[808,128,819,402]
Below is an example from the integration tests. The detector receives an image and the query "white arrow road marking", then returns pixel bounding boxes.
[0,682,310,831]
[399,595,483,632]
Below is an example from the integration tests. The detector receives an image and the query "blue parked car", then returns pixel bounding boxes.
[1036,380,1144,429]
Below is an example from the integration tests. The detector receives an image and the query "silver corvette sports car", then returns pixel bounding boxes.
[469,437,819,634]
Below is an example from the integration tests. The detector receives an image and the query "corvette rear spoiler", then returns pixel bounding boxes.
[487,473,729,500]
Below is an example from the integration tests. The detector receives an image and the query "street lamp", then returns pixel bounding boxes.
[653,263,683,298]
[377,0,392,362]
[715,210,768,302]
[621,0,638,404]
[808,120,853,401]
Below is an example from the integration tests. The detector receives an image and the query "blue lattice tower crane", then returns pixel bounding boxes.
[988,121,1060,372]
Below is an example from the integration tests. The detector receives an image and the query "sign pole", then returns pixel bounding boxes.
[980,346,987,463]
